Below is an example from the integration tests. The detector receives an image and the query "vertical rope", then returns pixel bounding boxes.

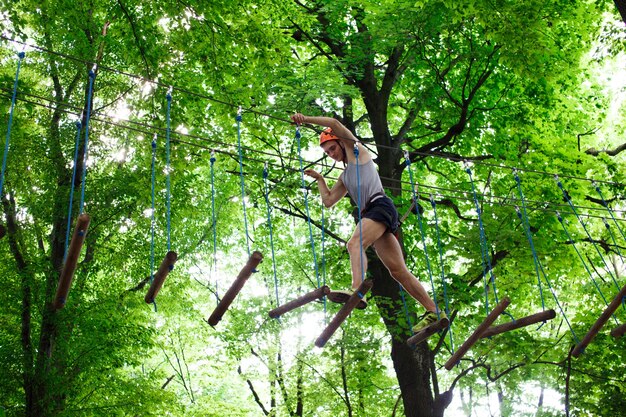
[64,119,82,260]
[512,173,578,340]
[0,51,25,201]
[165,88,172,252]
[465,165,499,315]
[353,144,365,285]
[236,107,251,257]
[556,211,618,324]
[555,176,620,292]
[430,195,454,352]
[150,135,157,285]
[79,67,96,214]
[404,151,440,317]
[295,125,321,288]
[320,203,327,312]
[513,171,546,311]
[150,135,158,311]
[263,162,280,309]
[210,150,218,301]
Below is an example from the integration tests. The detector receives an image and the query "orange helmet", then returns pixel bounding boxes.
[319,128,340,146]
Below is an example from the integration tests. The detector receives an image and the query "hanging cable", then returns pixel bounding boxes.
[210,150,219,301]
[0,51,25,202]
[465,165,500,316]
[236,107,252,257]
[555,176,621,292]
[165,87,173,252]
[430,194,455,352]
[295,124,321,288]
[64,119,82,259]
[78,67,96,214]
[149,134,157,309]
[263,162,280,309]
[405,151,440,319]
[514,171,579,340]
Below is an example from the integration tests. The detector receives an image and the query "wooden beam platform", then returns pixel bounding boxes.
[269,285,330,318]
[315,279,373,348]
[444,297,511,370]
[53,214,90,310]
[480,309,556,339]
[611,323,626,339]
[145,251,177,304]
[207,251,263,326]
[407,317,449,346]
[572,283,626,357]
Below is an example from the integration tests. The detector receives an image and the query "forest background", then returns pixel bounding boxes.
[0,0,625,416]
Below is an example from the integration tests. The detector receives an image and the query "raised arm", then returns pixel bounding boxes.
[291,113,371,163]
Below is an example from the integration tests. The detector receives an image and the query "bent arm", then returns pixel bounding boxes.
[305,169,347,208]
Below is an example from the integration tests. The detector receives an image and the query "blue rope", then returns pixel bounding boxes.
[263,163,280,310]
[430,195,455,352]
[210,150,218,301]
[320,203,327,312]
[165,89,172,252]
[295,125,321,288]
[236,108,251,257]
[0,51,25,201]
[404,151,440,318]
[465,166,500,316]
[64,120,82,261]
[150,136,157,285]
[513,171,546,312]
[555,177,620,292]
[150,135,158,312]
[514,172,578,341]
[354,144,365,286]
[79,68,96,214]
[602,218,624,264]
[556,211,618,324]
[594,183,626,244]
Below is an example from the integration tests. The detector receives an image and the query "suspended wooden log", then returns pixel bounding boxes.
[444,297,511,370]
[572,283,626,357]
[144,251,178,304]
[480,309,556,339]
[407,316,450,346]
[611,323,626,339]
[315,279,373,348]
[269,285,330,319]
[207,251,263,326]
[53,213,90,310]
[327,289,367,309]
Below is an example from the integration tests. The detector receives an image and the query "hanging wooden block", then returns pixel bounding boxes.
[480,309,556,339]
[53,213,90,310]
[207,251,263,326]
[611,323,626,339]
[269,285,330,318]
[572,283,626,357]
[144,251,177,304]
[315,279,373,348]
[444,297,511,370]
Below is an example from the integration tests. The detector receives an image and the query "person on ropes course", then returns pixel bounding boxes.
[291,113,445,332]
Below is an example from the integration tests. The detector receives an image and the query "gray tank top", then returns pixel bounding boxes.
[340,159,385,211]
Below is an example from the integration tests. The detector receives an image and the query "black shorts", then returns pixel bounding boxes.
[362,196,399,234]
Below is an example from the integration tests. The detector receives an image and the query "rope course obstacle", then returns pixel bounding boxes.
[444,166,560,370]
[53,66,96,310]
[145,89,178,306]
[208,110,263,326]
[268,124,335,319]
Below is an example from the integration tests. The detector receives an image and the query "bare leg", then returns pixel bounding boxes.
[346,219,387,290]
[373,232,437,312]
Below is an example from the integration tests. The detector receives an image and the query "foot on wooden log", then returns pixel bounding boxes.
[327,289,367,309]
[407,317,450,346]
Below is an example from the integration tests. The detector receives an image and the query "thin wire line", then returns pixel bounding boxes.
[2,35,624,189]
[2,89,625,224]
